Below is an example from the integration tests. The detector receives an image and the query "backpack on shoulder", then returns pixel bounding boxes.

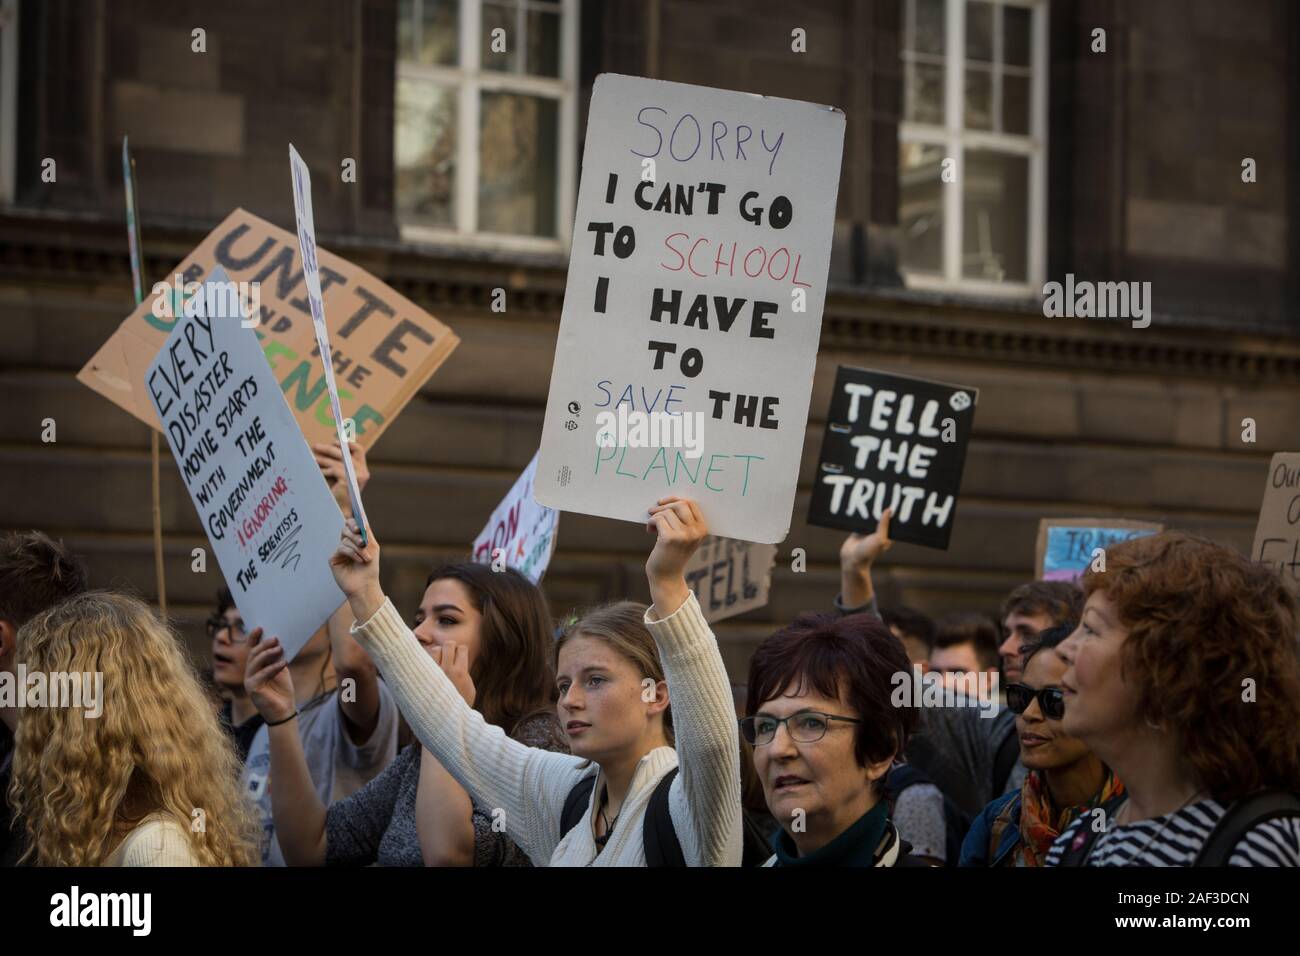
[884,762,971,866]
[1055,790,1300,866]
[559,768,772,866]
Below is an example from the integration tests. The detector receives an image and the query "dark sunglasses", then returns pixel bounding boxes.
[1006,683,1065,720]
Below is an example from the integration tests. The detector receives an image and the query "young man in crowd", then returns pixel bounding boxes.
[929,613,1001,688]
[881,607,935,669]
[985,582,1084,799]
[0,531,89,866]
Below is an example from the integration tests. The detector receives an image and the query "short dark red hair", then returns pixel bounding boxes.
[746,612,916,784]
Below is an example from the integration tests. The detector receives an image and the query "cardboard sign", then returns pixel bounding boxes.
[807,366,978,549]
[534,73,846,544]
[472,451,560,584]
[1035,518,1163,583]
[79,207,459,449]
[684,536,778,624]
[288,145,369,540]
[1251,453,1300,591]
[146,267,345,659]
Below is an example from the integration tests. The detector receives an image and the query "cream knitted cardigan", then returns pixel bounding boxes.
[350,589,742,867]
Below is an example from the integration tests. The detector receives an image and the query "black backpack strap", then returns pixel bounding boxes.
[559,773,598,839]
[1055,791,1128,866]
[1193,791,1300,867]
[643,767,686,867]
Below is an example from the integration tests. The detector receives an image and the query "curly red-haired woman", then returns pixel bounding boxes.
[1047,532,1300,866]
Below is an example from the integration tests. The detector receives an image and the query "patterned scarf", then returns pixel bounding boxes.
[1016,767,1123,867]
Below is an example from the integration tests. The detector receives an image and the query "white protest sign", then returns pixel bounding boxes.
[289,143,370,542]
[472,451,560,584]
[684,536,778,624]
[535,74,846,544]
[1252,452,1300,592]
[145,266,345,659]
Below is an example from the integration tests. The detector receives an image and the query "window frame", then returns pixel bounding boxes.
[898,0,1048,297]
[395,0,579,254]
[0,0,18,205]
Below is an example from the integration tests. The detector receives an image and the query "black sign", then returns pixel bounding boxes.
[807,366,978,549]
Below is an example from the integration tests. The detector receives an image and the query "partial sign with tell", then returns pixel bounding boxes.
[684,536,778,624]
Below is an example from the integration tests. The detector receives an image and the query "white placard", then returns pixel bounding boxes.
[535,74,845,544]
[146,266,345,659]
[472,451,560,584]
[289,143,370,541]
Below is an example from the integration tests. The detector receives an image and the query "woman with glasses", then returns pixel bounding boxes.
[742,610,923,866]
[1047,533,1300,867]
[208,588,265,762]
[329,496,743,866]
[959,623,1121,866]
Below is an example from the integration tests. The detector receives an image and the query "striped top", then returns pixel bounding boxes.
[1045,798,1300,866]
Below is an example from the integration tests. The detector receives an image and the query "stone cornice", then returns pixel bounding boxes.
[2,207,1298,383]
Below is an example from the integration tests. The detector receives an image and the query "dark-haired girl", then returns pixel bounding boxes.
[330,497,742,867]
[245,563,567,866]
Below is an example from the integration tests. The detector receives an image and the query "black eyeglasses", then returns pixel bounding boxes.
[739,711,861,746]
[1005,683,1065,720]
[206,615,248,643]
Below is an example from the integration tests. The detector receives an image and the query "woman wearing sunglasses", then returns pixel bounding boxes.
[959,623,1121,866]
[743,610,924,866]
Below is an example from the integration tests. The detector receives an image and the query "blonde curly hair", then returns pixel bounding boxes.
[8,591,259,865]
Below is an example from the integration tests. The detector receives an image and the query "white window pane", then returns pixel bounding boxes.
[965,65,992,130]
[398,0,416,58]
[527,8,562,78]
[966,1,993,61]
[1004,5,1031,67]
[909,61,945,125]
[962,149,1028,282]
[395,78,458,226]
[1002,73,1030,135]
[482,1,520,73]
[900,141,946,274]
[398,0,459,66]
[479,92,558,237]
[913,0,945,55]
